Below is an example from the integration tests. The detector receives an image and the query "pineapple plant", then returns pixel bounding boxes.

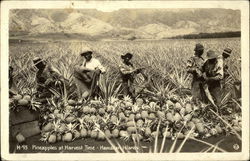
[166,112,174,122]
[68,99,76,106]
[104,129,112,139]
[127,126,137,134]
[141,110,149,119]
[119,130,129,137]
[98,108,105,115]
[145,127,152,136]
[62,123,78,142]
[148,113,156,120]
[118,112,126,121]
[13,94,22,101]
[151,131,160,139]
[16,133,26,143]
[18,99,29,106]
[166,100,174,108]
[112,128,119,138]
[175,102,182,111]
[48,134,57,143]
[78,118,88,138]
[215,124,223,134]
[63,132,73,142]
[173,113,182,122]
[82,106,91,114]
[179,108,186,116]
[128,113,135,121]
[156,110,165,119]
[90,107,97,114]
[126,121,135,127]
[42,122,53,132]
[131,133,143,141]
[23,94,31,101]
[185,103,193,114]
[97,131,105,141]
[183,114,192,122]
[40,120,62,144]
[90,130,98,139]
[135,112,142,120]
[65,114,76,124]
[196,122,205,134]
[136,119,144,127]
[80,128,88,138]
[135,98,144,106]
[73,130,81,140]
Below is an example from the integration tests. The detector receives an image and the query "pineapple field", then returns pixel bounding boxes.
[9,38,242,153]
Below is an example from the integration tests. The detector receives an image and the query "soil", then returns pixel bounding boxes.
[10,134,241,153]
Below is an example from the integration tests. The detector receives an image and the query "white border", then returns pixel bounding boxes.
[1,1,249,160]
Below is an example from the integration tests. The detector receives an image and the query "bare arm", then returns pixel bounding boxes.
[120,66,137,75]
[204,63,224,81]
[186,58,196,73]
[187,58,202,77]
[207,74,223,81]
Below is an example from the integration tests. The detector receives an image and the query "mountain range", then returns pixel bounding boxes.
[9,9,240,40]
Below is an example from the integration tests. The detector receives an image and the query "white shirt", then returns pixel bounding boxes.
[81,58,106,73]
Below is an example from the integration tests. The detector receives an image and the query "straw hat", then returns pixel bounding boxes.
[121,53,133,59]
[80,51,93,57]
[33,57,45,64]
[206,50,219,60]
[223,48,232,56]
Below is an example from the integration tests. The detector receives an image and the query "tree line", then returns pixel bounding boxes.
[169,31,241,39]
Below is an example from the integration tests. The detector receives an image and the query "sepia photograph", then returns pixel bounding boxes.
[1,0,249,160]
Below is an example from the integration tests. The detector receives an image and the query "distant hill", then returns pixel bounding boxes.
[9,9,240,40]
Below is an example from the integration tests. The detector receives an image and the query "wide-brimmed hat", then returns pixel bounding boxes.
[33,57,47,67]
[194,43,204,51]
[223,48,232,56]
[80,51,93,57]
[206,50,219,60]
[121,53,133,59]
[33,57,44,64]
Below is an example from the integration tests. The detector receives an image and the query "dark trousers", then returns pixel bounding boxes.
[191,80,206,103]
[207,81,222,106]
[74,70,100,100]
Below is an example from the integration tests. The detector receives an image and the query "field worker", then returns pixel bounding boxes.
[119,53,143,98]
[221,48,232,79]
[202,50,224,107]
[33,57,64,98]
[74,50,105,101]
[9,66,18,96]
[233,58,241,100]
[218,48,232,89]
[186,43,206,104]
[9,66,14,89]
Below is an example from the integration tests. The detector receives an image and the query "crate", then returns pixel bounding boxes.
[10,108,39,125]
[10,108,40,138]
[11,120,40,138]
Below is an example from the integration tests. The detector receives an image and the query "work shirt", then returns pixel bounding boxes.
[202,59,224,81]
[217,56,229,79]
[34,64,65,98]
[186,55,204,80]
[81,58,105,73]
[36,64,62,84]
[119,62,136,82]
[119,62,135,75]
[119,61,138,97]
